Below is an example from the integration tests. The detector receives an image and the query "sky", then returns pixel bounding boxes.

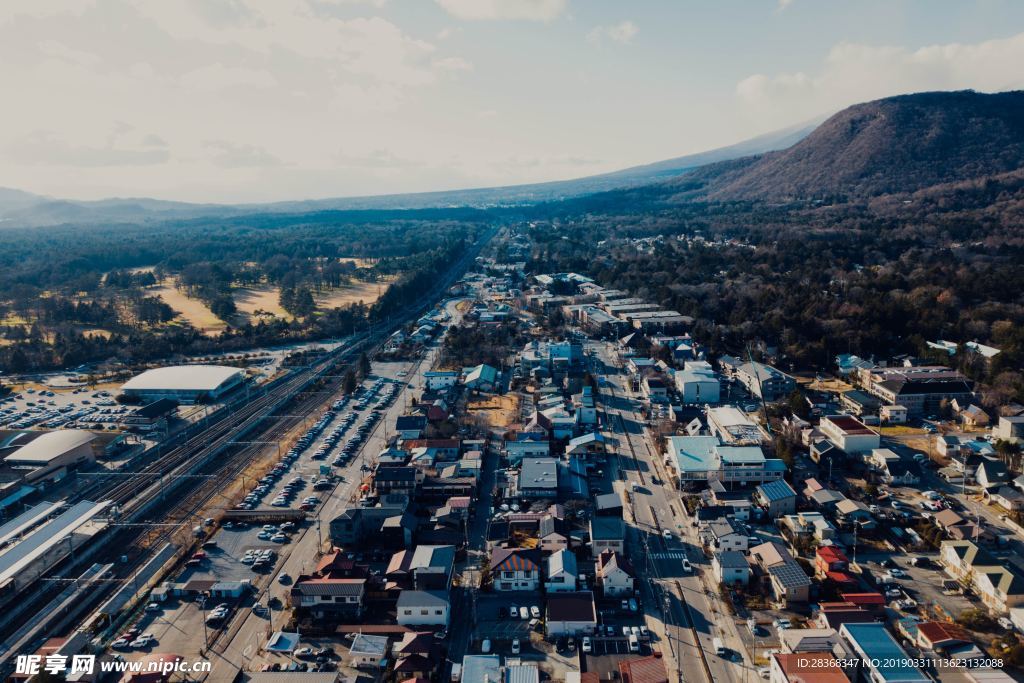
[2,0,1024,203]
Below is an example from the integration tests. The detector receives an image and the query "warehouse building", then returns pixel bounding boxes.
[120,365,245,404]
[2,430,98,483]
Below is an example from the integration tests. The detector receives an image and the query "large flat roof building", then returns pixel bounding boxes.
[2,430,97,483]
[120,365,245,404]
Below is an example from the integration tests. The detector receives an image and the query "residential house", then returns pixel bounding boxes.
[756,479,798,517]
[619,654,669,683]
[733,361,796,401]
[290,578,366,621]
[395,415,427,440]
[463,364,499,391]
[815,546,856,587]
[490,548,542,591]
[707,519,748,552]
[675,360,720,404]
[385,545,456,591]
[976,459,1010,489]
[504,432,550,463]
[750,541,811,605]
[642,375,670,403]
[546,549,578,593]
[985,486,1024,511]
[779,628,845,654]
[546,591,597,636]
[940,540,1024,613]
[880,405,908,424]
[819,415,880,454]
[375,466,420,496]
[590,517,625,557]
[713,551,750,586]
[393,631,444,680]
[835,499,875,528]
[957,403,990,428]
[574,386,598,428]
[349,634,389,668]
[566,432,606,457]
[595,550,635,597]
[781,511,837,543]
[423,371,459,391]
[769,653,847,683]
[534,514,569,552]
[993,416,1024,443]
[396,590,450,627]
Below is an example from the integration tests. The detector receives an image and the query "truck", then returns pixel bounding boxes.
[713,637,725,656]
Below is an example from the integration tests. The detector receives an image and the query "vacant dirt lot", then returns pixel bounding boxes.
[467,393,521,429]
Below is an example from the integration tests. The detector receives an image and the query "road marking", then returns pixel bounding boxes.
[651,551,690,560]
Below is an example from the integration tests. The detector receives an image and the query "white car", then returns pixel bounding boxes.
[144,602,161,612]
[662,529,673,540]
[511,638,521,654]
[581,637,592,653]
[271,533,288,543]
[530,606,540,618]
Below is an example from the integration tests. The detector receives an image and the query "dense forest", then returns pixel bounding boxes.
[0,209,484,371]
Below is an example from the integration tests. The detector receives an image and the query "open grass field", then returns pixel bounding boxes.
[339,258,379,268]
[315,277,396,309]
[233,285,291,324]
[153,278,228,335]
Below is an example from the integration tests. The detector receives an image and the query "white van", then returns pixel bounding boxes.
[628,634,640,652]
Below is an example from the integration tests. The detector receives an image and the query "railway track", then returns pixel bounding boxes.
[0,225,494,667]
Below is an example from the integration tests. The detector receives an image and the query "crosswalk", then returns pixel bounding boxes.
[650,551,689,560]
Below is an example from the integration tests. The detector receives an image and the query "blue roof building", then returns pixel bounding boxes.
[840,623,929,683]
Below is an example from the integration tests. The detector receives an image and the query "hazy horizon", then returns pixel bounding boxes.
[2,0,1024,203]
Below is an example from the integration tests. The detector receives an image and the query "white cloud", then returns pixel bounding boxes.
[206,140,282,167]
[587,20,638,45]
[735,32,1024,128]
[6,128,169,167]
[434,0,567,22]
[432,56,472,72]
[180,63,277,90]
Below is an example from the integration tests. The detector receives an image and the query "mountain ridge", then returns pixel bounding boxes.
[0,119,817,228]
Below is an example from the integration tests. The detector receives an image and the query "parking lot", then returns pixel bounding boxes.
[0,386,128,431]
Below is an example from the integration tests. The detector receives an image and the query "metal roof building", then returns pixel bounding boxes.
[0,499,111,598]
[3,430,98,483]
[840,623,930,683]
[120,364,245,403]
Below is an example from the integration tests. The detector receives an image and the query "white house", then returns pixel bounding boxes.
[349,634,389,668]
[713,551,750,586]
[707,519,748,552]
[595,550,635,597]
[490,548,541,591]
[546,591,598,636]
[396,590,450,627]
[424,371,459,391]
[675,360,721,404]
[818,415,880,453]
[546,549,578,593]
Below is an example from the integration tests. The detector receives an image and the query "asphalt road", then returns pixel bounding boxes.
[589,340,744,683]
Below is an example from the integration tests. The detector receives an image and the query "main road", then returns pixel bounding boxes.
[589,339,745,683]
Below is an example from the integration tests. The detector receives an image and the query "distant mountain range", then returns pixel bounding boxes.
[668,90,1024,202]
[0,118,817,228]
[5,89,1023,228]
